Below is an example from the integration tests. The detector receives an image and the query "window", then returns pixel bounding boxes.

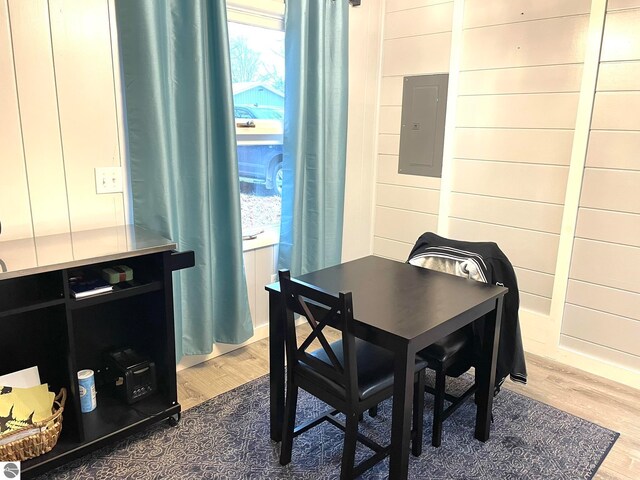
[227,2,285,236]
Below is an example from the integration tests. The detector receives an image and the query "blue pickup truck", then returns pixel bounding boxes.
[235,107,284,195]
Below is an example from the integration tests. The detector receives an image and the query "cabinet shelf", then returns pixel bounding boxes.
[20,430,83,475]
[81,393,178,443]
[20,395,179,476]
[69,280,163,309]
[0,298,65,319]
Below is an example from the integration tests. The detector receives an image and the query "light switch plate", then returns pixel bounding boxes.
[95,167,123,194]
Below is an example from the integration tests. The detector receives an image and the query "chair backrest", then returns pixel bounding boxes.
[278,270,358,402]
[406,231,526,386]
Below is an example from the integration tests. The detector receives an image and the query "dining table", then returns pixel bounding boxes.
[266,255,508,479]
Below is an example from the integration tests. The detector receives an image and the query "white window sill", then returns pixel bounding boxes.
[242,225,280,252]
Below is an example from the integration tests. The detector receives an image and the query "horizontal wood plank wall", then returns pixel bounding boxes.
[447,0,591,315]
[561,4,640,372]
[372,0,453,262]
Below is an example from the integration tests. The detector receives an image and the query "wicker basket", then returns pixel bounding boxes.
[0,388,66,462]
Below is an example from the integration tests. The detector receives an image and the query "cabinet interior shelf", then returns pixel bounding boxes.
[0,298,66,319]
[69,280,163,309]
[80,393,177,443]
[21,395,179,474]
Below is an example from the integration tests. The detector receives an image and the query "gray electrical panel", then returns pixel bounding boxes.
[398,74,448,178]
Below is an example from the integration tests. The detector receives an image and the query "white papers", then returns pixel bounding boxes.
[0,366,41,389]
[0,426,42,446]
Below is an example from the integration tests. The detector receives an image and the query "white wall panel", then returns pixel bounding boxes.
[448,218,560,274]
[461,16,588,70]
[607,0,640,10]
[558,0,640,378]
[50,0,125,232]
[591,92,640,130]
[254,246,276,328]
[571,238,640,294]
[454,128,574,165]
[377,155,442,189]
[384,2,453,39]
[380,76,404,106]
[372,236,413,261]
[382,32,451,76]
[386,0,452,13]
[376,184,440,214]
[520,292,551,315]
[562,303,640,356]
[586,130,640,170]
[9,0,70,236]
[464,0,590,29]
[560,334,640,371]
[580,169,640,214]
[378,135,400,155]
[457,93,579,129]
[374,206,437,244]
[378,106,402,134]
[513,267,554,298]
[450,193,563,234]
[458,64,583,95]
[343,0,383,262]
[451,159,569,204]
[597,61,640,91]
[601,9,640,61]
[575,208,640,247]
[0,0,32,240]
[567,279,640,322]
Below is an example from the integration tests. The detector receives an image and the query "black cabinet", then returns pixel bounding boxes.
[0,228,193,477]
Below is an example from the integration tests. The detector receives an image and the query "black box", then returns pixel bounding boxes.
[106,348,157,404]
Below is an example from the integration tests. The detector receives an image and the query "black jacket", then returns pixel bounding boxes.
[408,232,527,387]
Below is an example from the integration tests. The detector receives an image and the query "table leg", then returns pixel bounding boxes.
[475,296,503,441]
[269,290,285,442]
[389,344,415,480]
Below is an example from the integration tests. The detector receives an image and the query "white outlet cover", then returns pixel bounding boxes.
[95,167,123,194]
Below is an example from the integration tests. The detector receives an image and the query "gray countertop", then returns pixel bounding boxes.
[0,225,176,280]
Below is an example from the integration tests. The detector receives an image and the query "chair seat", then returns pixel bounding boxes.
[300,339,428,401]
[417,327,474,376]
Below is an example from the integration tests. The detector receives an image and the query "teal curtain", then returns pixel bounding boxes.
[115,0,253,360]
[278,0,349,276]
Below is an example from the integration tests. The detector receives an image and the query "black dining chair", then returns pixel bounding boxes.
[408,231,525,448]
[416,326,477,447]
[278,270,428,479]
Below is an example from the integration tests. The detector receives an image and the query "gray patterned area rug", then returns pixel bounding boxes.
[37,373,618,480]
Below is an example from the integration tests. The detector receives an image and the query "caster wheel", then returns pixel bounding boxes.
[168,412,181,426]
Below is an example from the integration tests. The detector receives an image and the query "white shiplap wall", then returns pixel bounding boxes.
[0,0,126,241]
[372,0,453,261]
[561,3,640,372]
[447,0,591,316]
[371,1,640,387]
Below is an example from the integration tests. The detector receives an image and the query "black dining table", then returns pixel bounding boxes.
[266,255,507,480]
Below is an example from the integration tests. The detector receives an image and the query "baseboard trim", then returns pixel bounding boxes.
[177,323,270,372]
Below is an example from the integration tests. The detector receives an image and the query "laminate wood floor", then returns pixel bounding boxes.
[177,334,640,480]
